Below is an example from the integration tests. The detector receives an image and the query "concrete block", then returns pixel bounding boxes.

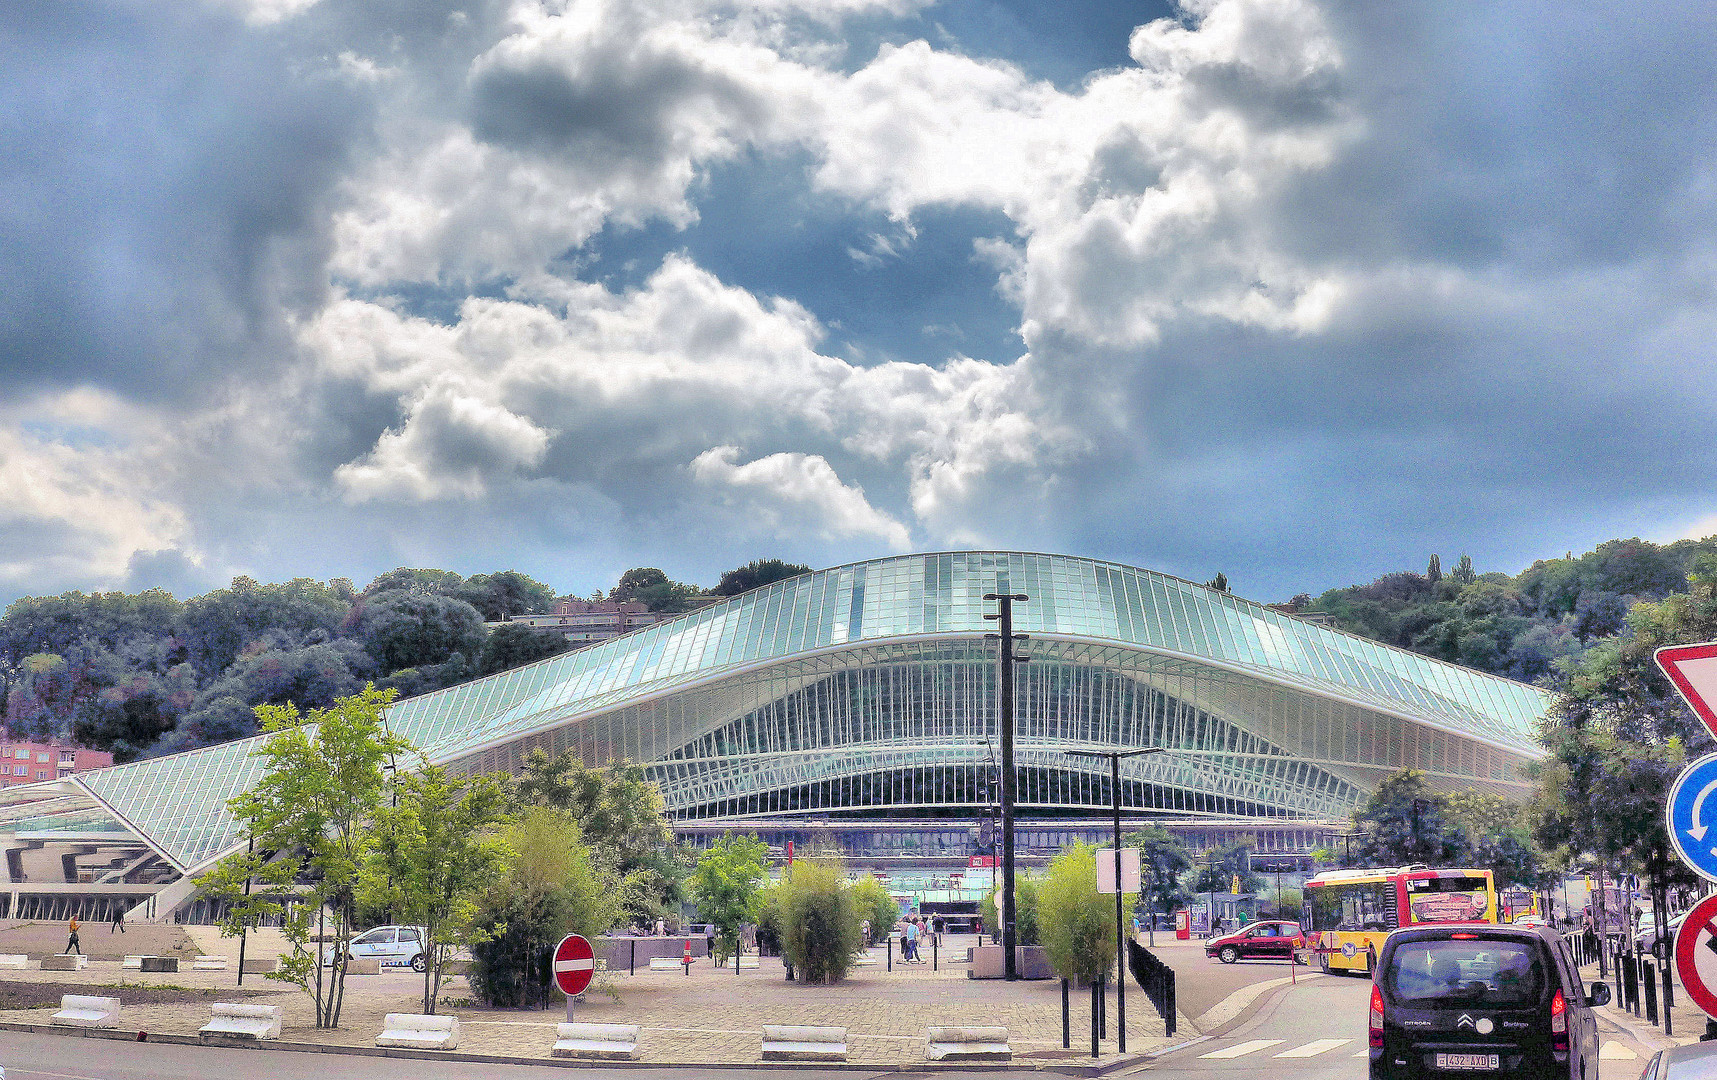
[926,1025,1011,1062]
[344,958,382,975]
[192,955,228,970]
[139,956,178,973]
[762,1025,847,1061]
[376,1013,459,1050]
[122,955,146,970]
[648,956,686,971]
[40,954,89,972]
[51,995,119,1029]
[200,1002,283,1040]
[240,956,277,975]
[0,954,28,969]
[553,1022,639,1060]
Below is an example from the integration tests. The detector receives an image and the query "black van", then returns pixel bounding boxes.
[1370,924,1610,1080]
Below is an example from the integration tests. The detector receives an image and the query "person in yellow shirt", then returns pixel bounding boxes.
[65,917,81,955]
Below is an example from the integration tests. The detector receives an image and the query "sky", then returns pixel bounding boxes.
[3,0,1716,607]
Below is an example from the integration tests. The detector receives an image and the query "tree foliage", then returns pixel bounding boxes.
[196,685,410,1028]
[1036,844,1116,983]
[691,833,769,959]
[777,857,862,984]
[1125,825,1192,920]
[981,878,1041,945]
[714,559,812,596]
[850,875,898,941]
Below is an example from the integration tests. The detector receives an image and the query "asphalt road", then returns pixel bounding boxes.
[1141,938,1319,1023]
[0,1031,1030,1080]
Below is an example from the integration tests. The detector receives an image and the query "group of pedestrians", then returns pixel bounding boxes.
[61,907,125,956]
[899,914,944,962]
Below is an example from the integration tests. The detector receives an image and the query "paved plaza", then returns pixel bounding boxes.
[0,926,1173,1067]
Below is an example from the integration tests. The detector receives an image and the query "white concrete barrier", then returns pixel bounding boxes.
[40,954,88,971]
[648,956,685,971]
[51,995,119,1029]
[762,1025,848,1061]
[0,954,28,969]
[122,955,146,970]
[727,955,760,970]
[376,1013,460,1050]
[192,955,229,970]
[553,1022,639,1060]
[926,1026,1011,1062]
[200,1003,283,1040]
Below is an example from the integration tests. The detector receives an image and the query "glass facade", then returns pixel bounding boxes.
[0,552,1550,891]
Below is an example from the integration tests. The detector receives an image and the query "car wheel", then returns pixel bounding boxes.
[1319,951,1330,974]
[411,953,427,973]
[1219,945,1239,964]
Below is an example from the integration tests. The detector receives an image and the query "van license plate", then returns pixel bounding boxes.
[1436,1053,1499,1070]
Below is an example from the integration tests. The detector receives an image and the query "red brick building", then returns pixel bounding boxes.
[0,737,112,787]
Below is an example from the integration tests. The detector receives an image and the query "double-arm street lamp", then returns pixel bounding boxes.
[983,592,1029,980]
[1064,745,1167,1054]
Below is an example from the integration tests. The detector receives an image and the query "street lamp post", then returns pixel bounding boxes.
[984,592,1028,981]
[1065,746,1167,1055]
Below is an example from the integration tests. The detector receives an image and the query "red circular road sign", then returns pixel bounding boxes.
[553,933,596,998]
[1675,893,1717,1019]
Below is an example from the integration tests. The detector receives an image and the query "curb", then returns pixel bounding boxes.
[0,1020,1145,1075]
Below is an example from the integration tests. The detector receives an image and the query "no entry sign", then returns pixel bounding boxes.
[1675,893,1717,1020]
[553,933,596,998]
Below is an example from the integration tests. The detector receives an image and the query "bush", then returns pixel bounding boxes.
[778,859,862,984]
[468,807,619,1008]
[1036,844,1115,983]
[981,878,1041,945]
[850,876,898,943]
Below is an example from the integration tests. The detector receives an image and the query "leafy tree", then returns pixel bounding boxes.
[1205,572,1230,593]
[71,662,197,760]
[1426,554,1442,585]
[850,875,899,942]
[190,641,372,717]
[197,685,410,1028]
[468,806,621,1008]
[609,567,705,613]
[982,878,1041,945]
[455,571,559,621]
[691,833,769,960]
[362,568,466,598]
[476,624,573,677]
[777,857,862,983]
[715,559,812,596]
[1351,771,1464,866]
[1452,554,1477,586]
[609,568,669,602]
[178,578,351,682]
[1187,838,1266,894]
[1037,844,1116,983]
[345,592,485,674]
[513,750,673,869]
[1125,825,1192,925]
[364,763,512,1014]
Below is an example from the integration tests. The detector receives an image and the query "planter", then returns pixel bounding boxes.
[964,945,1052,980]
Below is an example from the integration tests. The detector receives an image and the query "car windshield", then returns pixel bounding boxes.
[1384,939,1546,1008]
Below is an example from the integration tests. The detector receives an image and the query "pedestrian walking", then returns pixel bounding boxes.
[65,916,81,955]
[906,918,921,961]
[111,905,125,933]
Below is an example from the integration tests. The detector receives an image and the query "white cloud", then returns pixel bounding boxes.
[690,445,912,548]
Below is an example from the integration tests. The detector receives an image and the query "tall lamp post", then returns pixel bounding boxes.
[1065,746,1167,1055]
[984,592,1028,980]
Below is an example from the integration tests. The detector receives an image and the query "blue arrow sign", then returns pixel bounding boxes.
[1668,752,1717,884]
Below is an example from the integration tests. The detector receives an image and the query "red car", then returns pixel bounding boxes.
[1205,920,1305,964]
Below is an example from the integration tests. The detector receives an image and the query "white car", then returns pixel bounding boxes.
[323,925,428,971]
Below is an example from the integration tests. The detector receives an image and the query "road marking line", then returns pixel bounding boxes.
[1353,1049,1371,1057]
[1275,1038,1352,1057]
[1601,1042,1640,1060]
[1200,1039,1284,1058]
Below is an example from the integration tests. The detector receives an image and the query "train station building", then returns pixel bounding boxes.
[0,552,1550,923]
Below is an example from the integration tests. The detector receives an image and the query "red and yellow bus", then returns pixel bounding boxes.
[1302,866,1497,975]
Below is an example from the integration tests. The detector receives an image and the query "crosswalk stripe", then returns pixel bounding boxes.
[1275,1039,1353,1058]
[1200,1040,1284,1059]
[1601,1042,1639,1060]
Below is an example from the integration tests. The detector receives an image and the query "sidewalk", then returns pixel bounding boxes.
[0,945,1174,1068]
[1580,956,1702,1054]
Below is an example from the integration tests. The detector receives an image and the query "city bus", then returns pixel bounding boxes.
[1302,866,1497,975]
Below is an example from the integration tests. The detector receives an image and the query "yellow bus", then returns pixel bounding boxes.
[1302,866,1497,975]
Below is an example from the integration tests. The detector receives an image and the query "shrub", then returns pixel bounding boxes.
[778,859,862,984]
[981,878,1041,945]
[850,876,898,943]
[1036,844,1115,983]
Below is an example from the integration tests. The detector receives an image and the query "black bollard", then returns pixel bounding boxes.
[1090,978,1100,1058]
[887,937,892,972]
[1644,958,1658,1026]
[1062,978,1071,1049]
[933,936,939,971]
[630,939,636,976]
[1100,973,1107,1040]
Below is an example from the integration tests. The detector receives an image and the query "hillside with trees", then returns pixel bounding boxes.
[0,560,809,762]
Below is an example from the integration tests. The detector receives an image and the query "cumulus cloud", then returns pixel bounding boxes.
[690,446,912,548]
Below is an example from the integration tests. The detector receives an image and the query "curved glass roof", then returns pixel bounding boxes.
[0,552,1551,873]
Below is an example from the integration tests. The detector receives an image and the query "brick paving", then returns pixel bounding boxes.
[0,936,1174,1066]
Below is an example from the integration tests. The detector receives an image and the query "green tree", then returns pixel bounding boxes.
[1187,838,1266,894]
[981,878,1041,945]
[850,876,898,942]
[1451,554,1477,586]
[691,833,769,960]
[1125,825,1192,926]
[1036,844,1116,983]
[714,560,812,596]
[197,685,410,1028]
[1205,572,1230,593]
[178,577,351,681]
[476,624,573,677]
[1427,554,1442,585]
[364,763,512,1014]
[456,571,559,621]
[468,806,620,1008]
[1351,771,1464,867]
[347,592,485,675]
[777,858,862,983]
